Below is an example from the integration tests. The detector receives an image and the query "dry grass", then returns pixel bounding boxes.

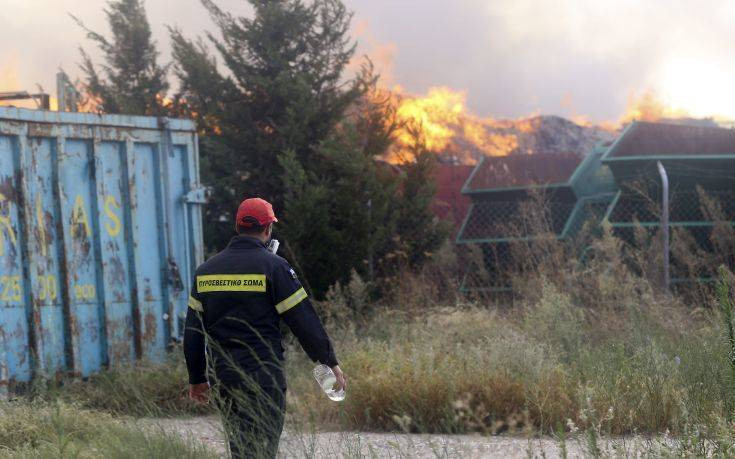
[36,356,213,418]
[32,246,735,441]
[285,281,732,436]
[285,196,735,437]
[0,400,215,458]
[25,187,735,448]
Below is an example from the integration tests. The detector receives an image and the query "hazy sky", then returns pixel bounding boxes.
[2,0,734,122]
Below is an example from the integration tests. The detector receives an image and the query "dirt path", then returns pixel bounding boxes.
[139,416,665,458]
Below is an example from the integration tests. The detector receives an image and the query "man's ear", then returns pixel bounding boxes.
[265,224,273,237]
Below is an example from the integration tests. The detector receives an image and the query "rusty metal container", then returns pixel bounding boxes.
[0,107,205,386]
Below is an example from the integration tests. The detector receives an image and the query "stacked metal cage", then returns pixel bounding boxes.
[601,121,735,285]
[456,146,617,293]
[456,120,735,293]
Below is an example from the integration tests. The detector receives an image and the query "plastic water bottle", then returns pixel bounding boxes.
[313,364,345,401]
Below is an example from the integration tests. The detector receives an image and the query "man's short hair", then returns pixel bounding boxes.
[237,216,266,235]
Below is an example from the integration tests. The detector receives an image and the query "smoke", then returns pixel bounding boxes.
[2,0,735,122]
[350,19,398,86]
[345,0,735,122]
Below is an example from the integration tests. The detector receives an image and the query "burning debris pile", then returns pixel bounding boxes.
[385,87,615,165]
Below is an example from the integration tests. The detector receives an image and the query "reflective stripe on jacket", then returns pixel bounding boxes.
[183,236,337,388]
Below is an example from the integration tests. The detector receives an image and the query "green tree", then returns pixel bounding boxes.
[169,31,244,252]
[391,127,449,270]
[74,0,168,115]
[171,0,360,251]
[172,0,447,296]
[277,74,406,293]
[278,77,449,295]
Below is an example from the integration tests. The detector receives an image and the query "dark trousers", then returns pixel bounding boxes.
[216,382,286,459]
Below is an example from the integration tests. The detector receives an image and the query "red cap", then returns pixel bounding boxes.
[236,198,278,228]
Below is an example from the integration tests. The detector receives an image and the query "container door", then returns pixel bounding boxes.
[95,140,135,365]
[128,141,167,360]
[164,142,192,340]
[0,134,31,383]
[58,138,105,377]
[22,136,68,377]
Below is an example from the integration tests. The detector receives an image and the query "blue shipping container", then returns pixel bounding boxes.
[0,107,205,385]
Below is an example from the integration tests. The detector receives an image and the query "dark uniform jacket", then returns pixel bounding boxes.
[183,236,337,389]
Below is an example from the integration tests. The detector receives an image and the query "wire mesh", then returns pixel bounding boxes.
[460,198,576,241]
[459,196,614,292]
[612,224,735,282]
[564,198,614,239]
[609,187,735,223]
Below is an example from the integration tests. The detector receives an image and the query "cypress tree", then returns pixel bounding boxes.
[74,0,168,115]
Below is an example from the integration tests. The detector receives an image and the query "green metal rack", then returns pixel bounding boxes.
[601,120,735,285]
[457,145,617,293]
[456,120,735,294]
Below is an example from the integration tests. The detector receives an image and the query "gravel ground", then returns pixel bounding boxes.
[139,416,669,458]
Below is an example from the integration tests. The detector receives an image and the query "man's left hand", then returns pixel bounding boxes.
[331,365,347,392]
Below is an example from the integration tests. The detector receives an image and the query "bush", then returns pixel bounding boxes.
[286,306,575,434]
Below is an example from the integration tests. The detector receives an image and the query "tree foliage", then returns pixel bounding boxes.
[74,0,168,115]
[171,0,363,252]
[278,74,402,293]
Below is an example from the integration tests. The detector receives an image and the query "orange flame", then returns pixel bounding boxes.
[395,87,464,152]
[620,89,690,123]
[387,86,522,164]
[0,59,20,93]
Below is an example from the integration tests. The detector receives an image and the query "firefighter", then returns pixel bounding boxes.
[183,197,345,459]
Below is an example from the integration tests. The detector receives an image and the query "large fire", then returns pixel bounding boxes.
[0,60,20,95]
[0,51,724,165]
[386,86,524,164]
[0,60,32,108]
[385,83,728,165]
